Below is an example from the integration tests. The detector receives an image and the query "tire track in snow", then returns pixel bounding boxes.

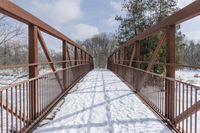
[87,71,99,133]
[101,71,113,133]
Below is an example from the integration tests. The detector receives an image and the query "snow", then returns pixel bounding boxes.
[176,69,200,132]
[34,69,171,133]
[176,69,200,87]
[0,68,57,87]
[0,69,28,87]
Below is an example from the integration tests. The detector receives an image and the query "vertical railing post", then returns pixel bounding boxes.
[117,50,120,74]
[107,57,109,69]
[112,55,114,64]
[87,54,89,64]
[92,56,94,69]
[118,50,121,64]
[63,40,67,88]
[84,52,87,64]
[81,50,83,64]
[92,57,94,69]
[114,53,116,64]
[88,55,92,70]
[74,47,77,65]
[123,47,128,65]
[165,25,175,121]
[90,56,92,69]
[134,41,140,91]
[28,25,38,121]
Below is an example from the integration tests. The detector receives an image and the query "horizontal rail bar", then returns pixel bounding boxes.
[113,63,200,90]
[0,63,90,91]
[0,60,90,69]
[121,60,200,70]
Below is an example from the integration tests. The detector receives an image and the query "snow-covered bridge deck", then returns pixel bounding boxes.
[34,69,171,133]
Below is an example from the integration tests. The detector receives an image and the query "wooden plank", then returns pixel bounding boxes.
[37,29,65,90]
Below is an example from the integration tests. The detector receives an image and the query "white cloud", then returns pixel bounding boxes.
[33,0,82,24]
[183,30,200,42]
[178,0,200,42]
[110,1,122,12]
[70,24,99,40]
[107,0,122,28]
[107,16,118,27]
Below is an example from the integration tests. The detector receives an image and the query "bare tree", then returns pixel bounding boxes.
[0,15,25,65]
[184,40,200,66]
[81,33,118,68]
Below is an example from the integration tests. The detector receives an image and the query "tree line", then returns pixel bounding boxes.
[0,15,63,66]
[183,40,200,66]
[0,0,199,69]
[81,0,199,69]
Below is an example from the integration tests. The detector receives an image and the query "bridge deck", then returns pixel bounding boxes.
[34,69,171,133]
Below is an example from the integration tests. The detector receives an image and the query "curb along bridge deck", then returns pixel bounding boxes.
[0,0,200,133]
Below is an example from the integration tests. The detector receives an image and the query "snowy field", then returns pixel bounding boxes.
[0,68,59,87]
[34,69,171,133]
[176,69,200,87]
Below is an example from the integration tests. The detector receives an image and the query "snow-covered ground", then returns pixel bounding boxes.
[34,69,171,133]
[0,69,199,132]
[0,69,28,87]
[176,69,200,87]
[0,68,59,87]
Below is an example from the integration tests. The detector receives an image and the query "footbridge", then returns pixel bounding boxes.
[0,0,200,133]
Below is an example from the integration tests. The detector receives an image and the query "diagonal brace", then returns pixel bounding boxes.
[138,32,167,90]
[37,29,65,90]
[129,44,136,66]
[0,99,28,122]
[174,100,200,124]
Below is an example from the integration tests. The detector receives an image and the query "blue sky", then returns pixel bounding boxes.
[13,0,200,43]
[13,0,122,41]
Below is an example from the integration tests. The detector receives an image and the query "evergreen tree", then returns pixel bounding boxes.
[116,0,177,43]
[116,0,185,73]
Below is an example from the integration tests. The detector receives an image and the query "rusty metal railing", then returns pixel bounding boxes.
[0,63,92,133]
[0,0,93,132]
[108,1,200,133]
[108,64,200,132]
